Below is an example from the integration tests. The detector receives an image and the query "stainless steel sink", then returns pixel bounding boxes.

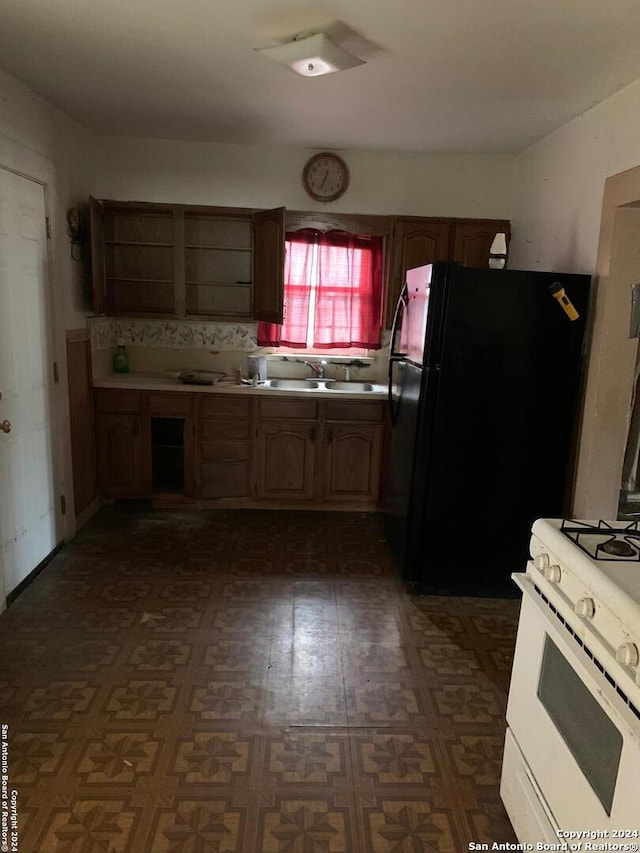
[265,379,319,390]
[324,381,374,392]
[263,379,376,393]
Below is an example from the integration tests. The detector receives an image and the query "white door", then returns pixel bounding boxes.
[0,167,59,604]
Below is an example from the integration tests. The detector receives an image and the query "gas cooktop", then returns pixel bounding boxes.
[560,519,640,562]
[530,518,640,635]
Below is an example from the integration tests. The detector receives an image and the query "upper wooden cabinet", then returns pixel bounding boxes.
[387,218,452,328]
[90,198,285,322]
[385,216,511,327]
[90,197,509,332]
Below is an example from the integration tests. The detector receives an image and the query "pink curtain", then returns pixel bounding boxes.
[314,231,383,349]
[257,229,383,349]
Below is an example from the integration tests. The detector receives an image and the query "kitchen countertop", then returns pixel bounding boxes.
[93,373,388,401]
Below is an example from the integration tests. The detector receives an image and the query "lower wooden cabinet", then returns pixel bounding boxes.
[256,421,317,500]
[96,412,146,497]
[95,389,385,508]
[255,399,384,505]
[95,390,147,497]
[147,393,195,499]
[323,424,382,502]
[198,397,252,500]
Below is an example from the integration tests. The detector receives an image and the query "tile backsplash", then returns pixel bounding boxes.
[89,317,258,351]
[88,317,390,383]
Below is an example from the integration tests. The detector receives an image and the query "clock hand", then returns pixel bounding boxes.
[320,170,329,188]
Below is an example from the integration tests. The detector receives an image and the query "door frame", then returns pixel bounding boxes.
[573,165,640,518]
[0,162,65,609]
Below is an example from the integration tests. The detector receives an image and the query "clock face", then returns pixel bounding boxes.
[302,153,349,202]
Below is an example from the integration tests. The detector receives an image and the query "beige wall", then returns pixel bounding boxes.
[510,77,640,275]
[510,77,640,517]
[96,136,514,218]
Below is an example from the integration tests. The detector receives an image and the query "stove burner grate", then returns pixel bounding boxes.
[560,519,640,562]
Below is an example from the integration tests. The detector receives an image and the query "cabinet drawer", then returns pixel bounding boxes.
[259,399,318,420]
[95,389,141,414]
[201,397,250,419]
[148,393,194,416]
[325,401,384,422]
[201,440,250,462]
[201,420,250,441]
[200,461,251,498]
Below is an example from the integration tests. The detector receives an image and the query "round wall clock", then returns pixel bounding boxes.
[302,152,349,202]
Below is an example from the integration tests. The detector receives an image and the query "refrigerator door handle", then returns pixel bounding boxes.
[388,356,404,425]
[390,283,409,357]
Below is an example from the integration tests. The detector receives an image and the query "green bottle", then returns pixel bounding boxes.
[113,339,129,374]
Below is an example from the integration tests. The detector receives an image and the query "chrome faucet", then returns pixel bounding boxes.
[304,360,327,379]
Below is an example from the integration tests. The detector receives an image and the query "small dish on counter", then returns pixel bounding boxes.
[177,371,226,386]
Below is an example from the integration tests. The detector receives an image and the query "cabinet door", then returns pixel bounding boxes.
[323,424,382,503]
[452,221,511,268]
[386,218,451,327]
[253,207,285,323]
[96,414,146,497]
[90,196,106,314]
[256,421,316,500]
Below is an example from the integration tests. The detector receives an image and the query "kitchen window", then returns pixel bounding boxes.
[257,229,383,350]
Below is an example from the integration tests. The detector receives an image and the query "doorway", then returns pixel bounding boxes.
[573,169,640,520]
[0,166,61,608]
[592,204,640,519]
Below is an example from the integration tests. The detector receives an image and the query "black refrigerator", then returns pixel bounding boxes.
[384,262,590,596]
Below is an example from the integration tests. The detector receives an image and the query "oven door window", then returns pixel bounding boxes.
[537,634,623,815]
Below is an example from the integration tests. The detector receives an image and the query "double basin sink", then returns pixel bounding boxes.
[262,379,375,393]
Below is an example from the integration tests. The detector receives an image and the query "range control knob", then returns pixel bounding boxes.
[574,597,595,618]
[543,564,561,584]
[534,553,550,572]
[616,642,640,667]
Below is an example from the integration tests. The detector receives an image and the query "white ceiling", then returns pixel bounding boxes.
[2,0,640,153]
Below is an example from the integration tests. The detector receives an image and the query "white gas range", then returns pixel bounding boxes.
[501,519,640,843]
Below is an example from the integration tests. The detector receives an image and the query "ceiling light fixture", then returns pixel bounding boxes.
[257,33,365,77]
